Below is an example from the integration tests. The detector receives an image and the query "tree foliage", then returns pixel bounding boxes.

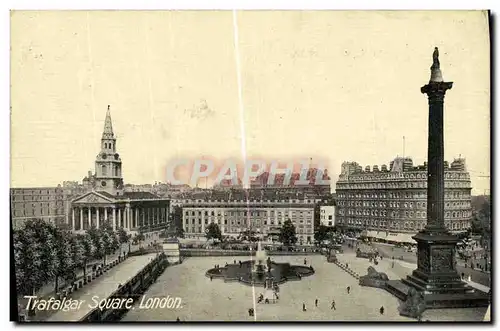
[70,235,85,271]
[53,228,74,291]
[205,222,222,241]
[87,226,104,259]
[279,218,298,246]
[13,219,128,298]
[314,225,330,243]
[117,227,129,244]
[28,219,58,284]
[14,228,42,295]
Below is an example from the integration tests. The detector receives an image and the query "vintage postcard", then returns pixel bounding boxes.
[10,10,491,322]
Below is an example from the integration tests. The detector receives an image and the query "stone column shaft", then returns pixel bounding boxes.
[422,81,452,231]
[96,207,100,229]
[135,208,139,228]
[118,208,122,229]
[80,208,83,230]
[88,207,92,228]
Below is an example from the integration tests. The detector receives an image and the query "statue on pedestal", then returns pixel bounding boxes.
[359,266,389,289]
[399,287,426,319]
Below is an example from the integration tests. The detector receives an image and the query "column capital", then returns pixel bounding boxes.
[421,81,453,101]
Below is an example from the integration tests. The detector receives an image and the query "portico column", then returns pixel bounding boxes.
[80,208,83,230]
[88,207,92,228]
[96,207,100,229]
[72,208,75,231]
[148,208,151,228]
[112,207,116,231]
[135,208,139,228]
[127,206,131,229]
[104,207,108,222]
[118,208,122,229]
[142,208,145,228]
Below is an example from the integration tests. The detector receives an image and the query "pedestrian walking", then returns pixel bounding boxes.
[303,303,307,311]
[347,286,351,294]
[331,299,336,310]
[380,306,384,315]
[304,258,307,265]
[315,298,318,307]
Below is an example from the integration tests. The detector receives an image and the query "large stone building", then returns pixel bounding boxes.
[181,190,316,245]
[10,186,66,230]
[70,106,169,234]
[320,205,336,227]
[335,156,472,241]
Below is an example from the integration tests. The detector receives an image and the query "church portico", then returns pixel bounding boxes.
[71,106,170,234]
[71,192,169,233]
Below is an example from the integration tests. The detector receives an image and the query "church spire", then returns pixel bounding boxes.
[102,105,114,139]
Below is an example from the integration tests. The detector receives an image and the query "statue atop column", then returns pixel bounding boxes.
[432,47,440,69]
[429,47,443,83]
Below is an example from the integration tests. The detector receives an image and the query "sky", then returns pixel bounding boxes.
[10,10,490,194]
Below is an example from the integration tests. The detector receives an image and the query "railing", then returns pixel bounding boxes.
[180,248,321,257]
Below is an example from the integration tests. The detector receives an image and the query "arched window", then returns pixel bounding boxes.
[102,164,107,176]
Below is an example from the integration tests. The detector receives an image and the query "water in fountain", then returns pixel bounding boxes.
[253,242,267,276]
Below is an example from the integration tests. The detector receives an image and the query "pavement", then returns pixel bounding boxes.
[46,254,157,322]
[123,254,483,322]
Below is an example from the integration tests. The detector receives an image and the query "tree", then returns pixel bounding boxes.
[13,228,43,296]
[100,226,118,265]
[25,219,58,291]
[136,233,146,247]
[117,227,129,244]
[314,225,330,244]
[87,227,104,261]
[279,218,298,246]
[80,233,96,280]
[205,222,222,241]
[52,229,74,293]
[117,227,129,255]
[70,235,85,282]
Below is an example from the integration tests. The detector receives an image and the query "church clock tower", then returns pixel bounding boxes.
[94,105,124,195]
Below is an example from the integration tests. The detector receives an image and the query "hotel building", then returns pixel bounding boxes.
[335,156,472,243]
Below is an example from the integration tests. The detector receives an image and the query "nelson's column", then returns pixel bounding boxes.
[387,48,489,314]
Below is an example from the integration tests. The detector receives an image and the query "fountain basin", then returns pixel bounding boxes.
[206,260,314,287]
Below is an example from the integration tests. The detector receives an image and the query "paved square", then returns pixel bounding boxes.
[123,255,415,321]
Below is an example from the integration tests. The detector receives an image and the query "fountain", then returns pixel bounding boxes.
[253,241,267,278]
[205,241,315,287]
